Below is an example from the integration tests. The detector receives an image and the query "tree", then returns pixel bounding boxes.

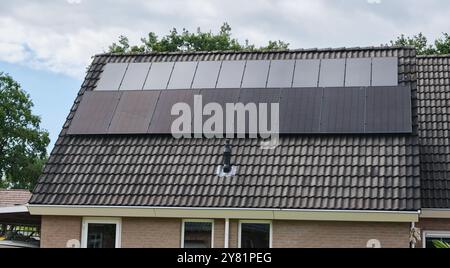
[390,32,450,55]
[109,22,289,53]
[0,73,49,190]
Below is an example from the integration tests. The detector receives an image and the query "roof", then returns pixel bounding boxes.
[29,46,422,211]
[417,55,450,208]
[0,190,31,207]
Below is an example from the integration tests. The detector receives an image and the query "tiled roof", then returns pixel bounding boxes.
[29,47,421,211]
[417,55,450,208]
[0,189,31,207]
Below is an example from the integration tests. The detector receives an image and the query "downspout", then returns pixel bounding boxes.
[224,218,229,248]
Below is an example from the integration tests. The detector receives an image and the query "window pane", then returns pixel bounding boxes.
[184,222,212,248]
[241,223,270,248]
[87,223,116,248]
[425,237,450,248]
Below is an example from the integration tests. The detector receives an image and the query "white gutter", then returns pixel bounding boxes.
[0,205,28,214]
[420,208,450,218]
[28,204,419,223]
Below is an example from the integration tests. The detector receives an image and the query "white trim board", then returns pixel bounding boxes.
[28,205,419,223]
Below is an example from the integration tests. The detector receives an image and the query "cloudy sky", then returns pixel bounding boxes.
[1,0,449,149]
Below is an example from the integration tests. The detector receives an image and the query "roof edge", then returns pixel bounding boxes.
[94,45,416,58]
[417,54,450,58]
[28,205,420,223]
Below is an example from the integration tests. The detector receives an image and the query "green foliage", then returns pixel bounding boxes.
[390,32,450,55]
[432,240,450,248]
[108,22,289,53]
[0,72,49,190]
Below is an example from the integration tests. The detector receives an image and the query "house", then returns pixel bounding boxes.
[0,189,40,248]
[27,46,449,248]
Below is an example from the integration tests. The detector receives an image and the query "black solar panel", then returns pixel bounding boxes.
[266,60,295,88]
[108,91,160,134]
[241,60,270,88]
[345,58,371,87]
[167,61,198,89]
[143,62,174,90]
[199,88,241,135]
[365,86,412,133]
[68,91,121,134]
[119,63,151,90]
[216,61,246,88]
[319,59,346,87]
[280,88,323,133]
[320,87,365,133]
[372,57,398,86]
[292,60,320,87]
[192,61,221,89]
[96,63,128,91]
[148,89,200,133]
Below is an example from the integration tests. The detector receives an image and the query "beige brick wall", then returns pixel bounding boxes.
[122,217,181,248]
[272,220,410,248]
[40,216,82,248]
[40,216,411,248]
[417,218,450,248]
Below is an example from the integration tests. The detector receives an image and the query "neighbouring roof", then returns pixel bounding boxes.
[30,46,422,211]
[0,190,31,207]
[417,55,450,208]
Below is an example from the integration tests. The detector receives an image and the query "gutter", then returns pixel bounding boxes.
[420,208,450,219]
[0,205,29,214]
[27,204,419,223]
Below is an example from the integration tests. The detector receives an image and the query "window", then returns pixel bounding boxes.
[81,218,121,248]
[239,221,272,248]
[423,231,450,248]
[182,220,214,248]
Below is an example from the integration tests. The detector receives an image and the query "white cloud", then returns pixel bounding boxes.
[0,0,449,79]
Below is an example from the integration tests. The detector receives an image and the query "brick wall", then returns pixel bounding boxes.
[122,217,181,248]
[417,218,450,248]
[40,216,82,248]
[272,220,410,248]
[40,216,411,248]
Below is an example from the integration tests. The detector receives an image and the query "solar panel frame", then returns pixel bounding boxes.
[67,91,122,134]
[318,59,346,87]
[266,60,295,88]
[372,57,398,86]
[167,61,198,89]
[143,62,174,90]
[192,61,222,89]
[345,58,372,87]
[108,91,160,134]
[95,63,128,91]
[320,87,366,133]
[241,60,271,88]
[119,63,151,90]
[292,60,320,87]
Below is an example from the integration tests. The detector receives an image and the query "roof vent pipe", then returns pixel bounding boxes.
[223,140,232,174]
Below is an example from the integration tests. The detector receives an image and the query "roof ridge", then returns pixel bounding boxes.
[94,45,416,58]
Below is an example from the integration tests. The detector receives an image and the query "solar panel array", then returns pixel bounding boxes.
[68,86,412,135]
[94,57,398,91]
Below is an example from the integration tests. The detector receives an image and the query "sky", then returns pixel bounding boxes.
[1,0,449,151]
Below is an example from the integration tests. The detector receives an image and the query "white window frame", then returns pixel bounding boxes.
[422,230,450,248]
[181,219,215,248]
[81,217,122,248]
[238,220,272,248]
